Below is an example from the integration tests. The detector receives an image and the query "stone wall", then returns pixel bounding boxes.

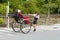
[0,14,60,27]
[28,14,60,25]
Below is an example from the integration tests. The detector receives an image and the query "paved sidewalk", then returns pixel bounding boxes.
[0,23,60,32]
[37,23,60,31]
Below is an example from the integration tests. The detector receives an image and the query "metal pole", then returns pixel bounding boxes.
[58,0,60,16]
[46,0,50,25]
[6,1,9,16]
[6,1,9,29]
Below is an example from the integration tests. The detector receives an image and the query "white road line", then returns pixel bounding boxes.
[8,34,13,36]
[0,30,12,32]
[0,30,5,31]
[7,34,18,37]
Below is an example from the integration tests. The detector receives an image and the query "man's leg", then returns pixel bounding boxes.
[33,24,36,32]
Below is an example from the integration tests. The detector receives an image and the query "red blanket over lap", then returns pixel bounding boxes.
[18,13,30,24]
[23,16,30,24]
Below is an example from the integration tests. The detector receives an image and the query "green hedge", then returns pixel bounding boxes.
[0,3,6,15]
[0,18,3,25]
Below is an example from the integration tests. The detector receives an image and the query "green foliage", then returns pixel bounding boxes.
[0,0,60,15]
[0,4,6,15]
[0,18,3,25]
[9,0,20,9]
[0,0,7,3]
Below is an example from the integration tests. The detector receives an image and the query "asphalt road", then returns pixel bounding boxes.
[0,28,60,40]
[0,24,60,40]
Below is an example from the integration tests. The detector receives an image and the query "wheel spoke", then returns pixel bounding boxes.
[20,21,32,34]
[12,22,20,32]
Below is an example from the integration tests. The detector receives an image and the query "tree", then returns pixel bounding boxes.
[0,0,60,15]
[0,0,7,3]
[0,4,6,15]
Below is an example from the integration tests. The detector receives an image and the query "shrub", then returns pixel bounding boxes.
[0,18,3,25]
[0,4,6,15]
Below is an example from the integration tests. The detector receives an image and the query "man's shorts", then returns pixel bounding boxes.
[33,20,37,24]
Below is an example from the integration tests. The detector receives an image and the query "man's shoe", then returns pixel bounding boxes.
[33,29,36,32]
